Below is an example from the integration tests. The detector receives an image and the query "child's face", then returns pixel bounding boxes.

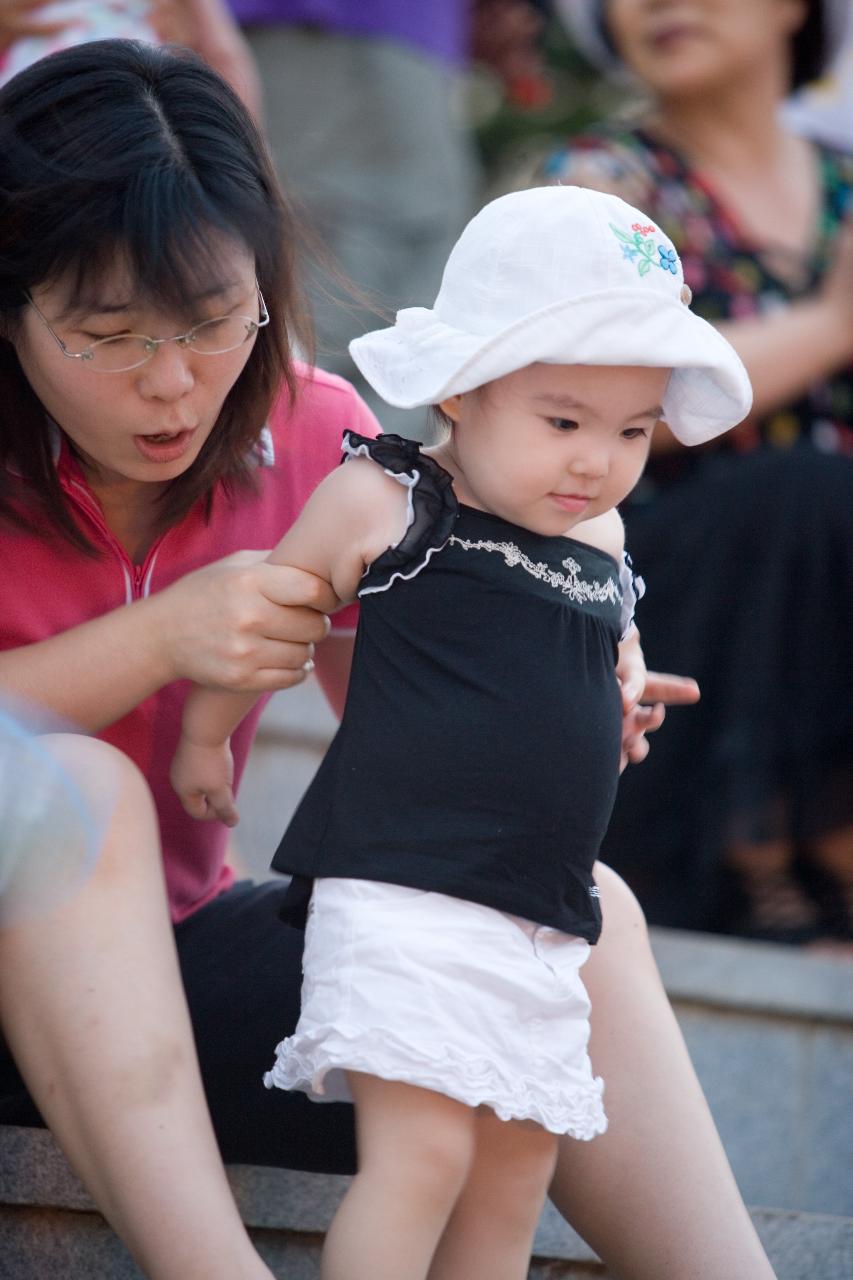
[438,363,668,537]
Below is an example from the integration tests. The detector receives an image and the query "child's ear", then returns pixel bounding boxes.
[438,394,463,423]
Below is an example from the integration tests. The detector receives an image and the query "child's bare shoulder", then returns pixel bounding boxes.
[566,508,625,561]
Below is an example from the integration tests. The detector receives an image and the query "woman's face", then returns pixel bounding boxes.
[605,0,806,98]
[13,239,261,495]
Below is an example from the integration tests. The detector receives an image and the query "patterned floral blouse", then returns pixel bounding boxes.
[542,127,853,483]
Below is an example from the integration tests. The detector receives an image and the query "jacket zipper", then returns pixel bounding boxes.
[61,475,167,602]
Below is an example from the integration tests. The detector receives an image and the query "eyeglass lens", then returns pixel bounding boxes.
[83,315,259,371]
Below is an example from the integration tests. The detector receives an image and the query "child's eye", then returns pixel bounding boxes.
[550,417,579,432]
[622,427,650,440]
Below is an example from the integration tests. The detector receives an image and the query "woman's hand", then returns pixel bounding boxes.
[154,551,336,693]
[152,0,263,121]
[616,627,700,771]
[0,0,67,51]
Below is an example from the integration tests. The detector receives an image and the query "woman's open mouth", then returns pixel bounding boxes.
[133,429,196,463]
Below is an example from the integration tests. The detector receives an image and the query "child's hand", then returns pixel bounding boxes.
[170,736,239,827]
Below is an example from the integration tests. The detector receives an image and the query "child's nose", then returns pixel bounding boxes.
[569,444,609,478]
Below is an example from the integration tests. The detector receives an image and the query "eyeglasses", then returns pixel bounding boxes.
[24,285,270,373]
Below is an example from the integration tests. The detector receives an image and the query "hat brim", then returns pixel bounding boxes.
[350,287,753,445]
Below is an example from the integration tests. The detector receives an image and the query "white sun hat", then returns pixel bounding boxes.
[349,185,752,445]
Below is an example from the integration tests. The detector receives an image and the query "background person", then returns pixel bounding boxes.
[229,0,554,436]
[545,0,853,946]
[0,0,261,110]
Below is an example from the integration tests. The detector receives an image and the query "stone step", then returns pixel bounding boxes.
[651,929,853,1218]
[2,1125,852,1278]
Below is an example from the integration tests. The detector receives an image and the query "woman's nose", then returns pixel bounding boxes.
[137,340,194,399]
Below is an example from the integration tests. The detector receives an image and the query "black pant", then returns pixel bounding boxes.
[0,880,357,1174]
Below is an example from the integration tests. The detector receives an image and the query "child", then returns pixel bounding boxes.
[171,185,752,1280]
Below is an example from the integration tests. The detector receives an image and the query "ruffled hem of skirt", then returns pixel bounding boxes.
[263,1026,607,1140]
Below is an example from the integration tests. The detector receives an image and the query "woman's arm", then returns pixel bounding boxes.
[0,553,335,733]
[0,0,67,51]
[718,211,853,421]
[717,290,853,421]
[652,255,853,450]
[152,0,263,120]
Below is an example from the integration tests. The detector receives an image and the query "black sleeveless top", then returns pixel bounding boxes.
[274,433,630,942]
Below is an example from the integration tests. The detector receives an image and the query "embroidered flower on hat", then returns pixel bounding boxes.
[609,222,681,281]
[658,246,678,274]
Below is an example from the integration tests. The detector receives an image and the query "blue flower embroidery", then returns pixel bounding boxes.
[658,246,678,273]
[620,244,638,262]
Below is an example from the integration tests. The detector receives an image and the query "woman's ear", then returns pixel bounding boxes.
[438,394,463,423]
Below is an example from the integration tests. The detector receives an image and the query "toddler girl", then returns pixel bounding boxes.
[171,185,752,1280]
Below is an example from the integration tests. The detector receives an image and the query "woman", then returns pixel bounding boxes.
[0,39,773,1280]
[547,0,853,944]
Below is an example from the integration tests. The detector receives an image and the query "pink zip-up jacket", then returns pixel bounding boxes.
[1,364,380,921]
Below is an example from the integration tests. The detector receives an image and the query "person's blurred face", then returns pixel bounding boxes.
[605,0,807,99]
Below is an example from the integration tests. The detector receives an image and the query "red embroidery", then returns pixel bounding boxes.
[631,222,657,236]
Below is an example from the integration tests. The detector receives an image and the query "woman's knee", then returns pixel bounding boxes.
[41,735,151,809]
[1,735,160,928]
[32,736,161,893]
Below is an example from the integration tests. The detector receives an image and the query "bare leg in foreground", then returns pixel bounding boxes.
[0,736,272,1280]
[551,862,776,1280]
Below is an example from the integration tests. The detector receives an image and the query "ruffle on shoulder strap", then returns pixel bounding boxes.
[342,431,458,596]
[618,550,645,640]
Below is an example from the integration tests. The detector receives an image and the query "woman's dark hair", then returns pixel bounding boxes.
[789,0,831,91]
[0,38,313,550]
[597,0,833,93]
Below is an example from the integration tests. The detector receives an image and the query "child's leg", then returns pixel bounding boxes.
[549,861,776,1280]
[321,1072,476,1280]
[0,736,272,1280]
[427,1110,558,1280]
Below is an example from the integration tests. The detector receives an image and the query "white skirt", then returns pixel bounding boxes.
[264,878,607,1140]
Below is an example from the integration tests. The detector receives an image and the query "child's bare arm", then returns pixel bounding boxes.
[172,460,410,823]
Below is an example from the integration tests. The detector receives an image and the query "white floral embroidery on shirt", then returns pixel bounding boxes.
[448,536,620,606]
